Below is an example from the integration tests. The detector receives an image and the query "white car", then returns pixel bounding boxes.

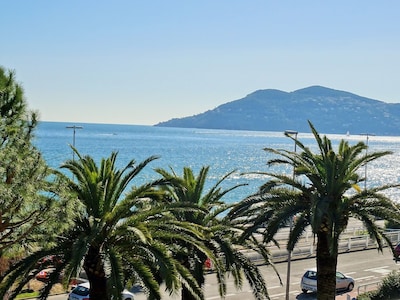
[300,269,355,293]
[68,282,135,300]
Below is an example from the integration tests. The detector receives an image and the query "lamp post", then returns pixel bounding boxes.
[284,130,298,300]
[360,133,374,190]
[66,125,83,160]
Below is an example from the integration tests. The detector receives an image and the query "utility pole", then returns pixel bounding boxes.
[66,125,83,161]
[360,133,375,190]
[284,130,298,300]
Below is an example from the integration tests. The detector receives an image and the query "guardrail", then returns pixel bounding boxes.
[357,281,380,295]
[265,228,400,263]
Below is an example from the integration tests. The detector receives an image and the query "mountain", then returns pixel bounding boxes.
[155,86,400,135]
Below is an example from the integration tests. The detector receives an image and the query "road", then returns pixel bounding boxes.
[48,248,399,300]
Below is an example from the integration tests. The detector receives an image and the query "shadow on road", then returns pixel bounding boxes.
[294,291,355,300]
[295,292,317,299]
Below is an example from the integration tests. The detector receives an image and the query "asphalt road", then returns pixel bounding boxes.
[48,247,399,300]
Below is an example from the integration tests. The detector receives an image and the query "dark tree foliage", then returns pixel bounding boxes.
[0,67,74,299]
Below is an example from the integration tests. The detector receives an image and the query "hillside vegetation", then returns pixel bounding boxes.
[156,86,400,135]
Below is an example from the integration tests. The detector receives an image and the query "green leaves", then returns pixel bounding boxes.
[0,67,67,272]
[156,166,271,300]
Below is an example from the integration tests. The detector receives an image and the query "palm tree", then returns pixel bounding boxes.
[59,149,210,300]
[229,121,400,300]
[0,149,206,300]
[155,166,274,300]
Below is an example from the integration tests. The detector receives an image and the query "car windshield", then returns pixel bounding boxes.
[304,271,317,279]
[72,285,90,296]
[336,272,346,279]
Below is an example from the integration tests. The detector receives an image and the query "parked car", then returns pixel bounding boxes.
[68,282,135,300]
[37,255,63,267]
[300,269,354,293]
[69,278,89,290]
[35,268,56,282]
[35,270,50,282]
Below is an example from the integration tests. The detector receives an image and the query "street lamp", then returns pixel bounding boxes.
[360,133,375,190]
[66,125,83,160]
[284,130,298,300]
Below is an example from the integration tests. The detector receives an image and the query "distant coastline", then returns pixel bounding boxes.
[155,86,400,136]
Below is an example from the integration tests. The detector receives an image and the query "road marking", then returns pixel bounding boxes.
[270,290,300,298]
[269,292,285,298]
[345,272,356,275]
[267,285,283,289]
[364,266,388,272]
[355,275,375,281]
[364,266,392,275]
[375,269,392,275]
[208,293,236,299]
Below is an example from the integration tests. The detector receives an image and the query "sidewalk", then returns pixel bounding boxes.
[336,290,358,300]
[336,282,379,300]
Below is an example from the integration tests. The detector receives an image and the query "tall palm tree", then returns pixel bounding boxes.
[229,121,400,300]
[60,150,210,300]
[155,166,274,300]
[1,149,206,300]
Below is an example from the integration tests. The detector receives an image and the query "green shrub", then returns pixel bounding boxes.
[16,290,38,299]
[359,270,400,299]
[357,292,375,300]
[385,219,400,230]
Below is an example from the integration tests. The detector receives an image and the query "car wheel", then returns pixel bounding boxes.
[347,283,354,291]
[302,289,308,293]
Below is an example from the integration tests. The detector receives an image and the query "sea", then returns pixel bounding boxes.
[34,121,400,204]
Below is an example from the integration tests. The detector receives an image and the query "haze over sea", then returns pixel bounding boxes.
[35,122,400,204]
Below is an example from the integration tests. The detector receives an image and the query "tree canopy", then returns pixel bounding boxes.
[0,67,75,299]
[0,67,66,258]
[229,121,400,299]
[156,166,274,300]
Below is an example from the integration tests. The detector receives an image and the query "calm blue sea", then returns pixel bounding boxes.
[34,122,400,204]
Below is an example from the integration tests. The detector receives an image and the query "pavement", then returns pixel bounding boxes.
[336,290,362,300]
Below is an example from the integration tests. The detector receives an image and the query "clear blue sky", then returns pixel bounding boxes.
[2,1,399,125]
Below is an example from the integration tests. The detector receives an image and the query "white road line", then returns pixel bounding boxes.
[355,275,375,281]
[208,293,236,299]
[270,290,300,298]
[364,266,388,272]
[345,272,357,275]
[267,285,283,289]
[207,297,220,300]
[269,292,285,298]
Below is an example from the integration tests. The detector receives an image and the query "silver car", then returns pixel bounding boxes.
[68,282,135,300]
[300,269,355,293]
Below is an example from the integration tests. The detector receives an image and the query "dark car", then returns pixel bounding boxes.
[394,243,400,261]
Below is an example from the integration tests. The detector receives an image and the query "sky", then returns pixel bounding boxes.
[2,1,400,125]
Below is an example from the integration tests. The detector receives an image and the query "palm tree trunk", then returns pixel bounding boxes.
[316,231,337,300]
[182,286,197,300]
[84,245,108,300]
[180,257,205,300]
